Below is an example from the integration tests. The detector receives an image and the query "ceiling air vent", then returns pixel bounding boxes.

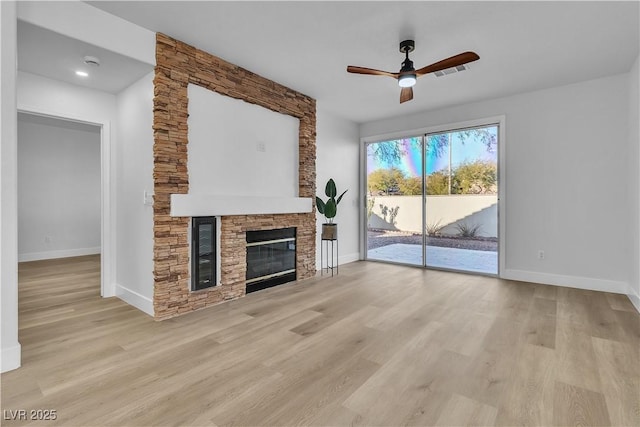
[434,64,469,77]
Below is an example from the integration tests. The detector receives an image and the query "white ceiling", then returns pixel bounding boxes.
[24,1,640,124]
[17,20,152,93]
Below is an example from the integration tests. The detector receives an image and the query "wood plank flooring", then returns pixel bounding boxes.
[1,255,638,426]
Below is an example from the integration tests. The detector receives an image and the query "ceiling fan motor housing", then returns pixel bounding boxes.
[401,58,415,73]
[399,40,416,74]
[399,40,415,53]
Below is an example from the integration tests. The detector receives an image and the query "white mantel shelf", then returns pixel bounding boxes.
[170,194,313,217]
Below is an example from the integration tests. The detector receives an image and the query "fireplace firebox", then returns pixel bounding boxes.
[246,227,296,293]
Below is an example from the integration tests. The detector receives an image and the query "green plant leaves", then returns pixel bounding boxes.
[325,179,337,198]
[315,197,326,215]
[317,179,347,223]
[324,199,337,219]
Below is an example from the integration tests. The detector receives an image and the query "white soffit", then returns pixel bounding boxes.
[17,20,153,94]
[18,0,156,66]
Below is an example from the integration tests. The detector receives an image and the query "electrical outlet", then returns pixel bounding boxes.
[256,142,266,152]
[538,250,545,260]
[44,236,52,244]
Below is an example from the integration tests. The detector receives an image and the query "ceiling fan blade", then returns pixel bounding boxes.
[415,51,480,76]
[347,66,398,78]
[400,87,413,104]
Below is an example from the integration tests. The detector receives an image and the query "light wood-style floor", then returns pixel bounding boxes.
[2,255,639,426]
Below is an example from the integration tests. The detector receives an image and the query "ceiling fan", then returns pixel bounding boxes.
[347,40,480,104]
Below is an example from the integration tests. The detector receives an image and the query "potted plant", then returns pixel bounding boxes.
[316,178,347,240]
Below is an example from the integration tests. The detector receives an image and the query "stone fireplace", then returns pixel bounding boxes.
[152,33,316,320]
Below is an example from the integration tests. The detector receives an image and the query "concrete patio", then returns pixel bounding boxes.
[367,243,497,274]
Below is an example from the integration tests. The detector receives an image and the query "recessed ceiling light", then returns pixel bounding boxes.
[75,70,89,77]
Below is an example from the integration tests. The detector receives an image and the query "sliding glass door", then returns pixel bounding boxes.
[365,124,499,275]
[365,137,423,266]
[424,126,498,274]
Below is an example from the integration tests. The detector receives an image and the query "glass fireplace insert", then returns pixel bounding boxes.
[246,227,296,293]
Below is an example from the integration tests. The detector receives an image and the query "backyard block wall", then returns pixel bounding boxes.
[153,33,316,319]
[368,195,498,237]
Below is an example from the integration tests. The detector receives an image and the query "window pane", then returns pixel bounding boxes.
[425,125,498,275]
[450,126,498,194]
[366,137,423,266]
[426,133,450,195]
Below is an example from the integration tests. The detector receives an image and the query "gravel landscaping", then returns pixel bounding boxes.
[367,230,498,252]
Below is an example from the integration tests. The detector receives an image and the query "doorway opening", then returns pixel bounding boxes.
[364,121,501,276]
[17,112,109,295]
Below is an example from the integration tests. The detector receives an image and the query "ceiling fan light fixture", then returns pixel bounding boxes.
[398,74,416,88]
[346,38,479,103]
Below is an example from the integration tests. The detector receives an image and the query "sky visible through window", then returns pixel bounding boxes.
[367,125,498,179]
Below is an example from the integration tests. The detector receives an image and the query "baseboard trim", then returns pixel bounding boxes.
[116,284,154,317]
[627,287,640,314]
[316,252,360,270]
[1,342,21,373]
[502,269,629,295]
[18,247,101,262]
[339,252,360,265]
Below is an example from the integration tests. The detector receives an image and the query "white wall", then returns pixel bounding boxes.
[316,108,360,266]
[187,84,300,197]
[361,74,630,294]
[115,72,154,315]
[628,55,640,311]
[1,0,21,373]
[17,115,101,261]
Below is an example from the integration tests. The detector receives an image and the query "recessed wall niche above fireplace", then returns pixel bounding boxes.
[246,228,296,293]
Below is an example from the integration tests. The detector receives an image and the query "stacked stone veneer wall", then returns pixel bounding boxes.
[153,33,316,319]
